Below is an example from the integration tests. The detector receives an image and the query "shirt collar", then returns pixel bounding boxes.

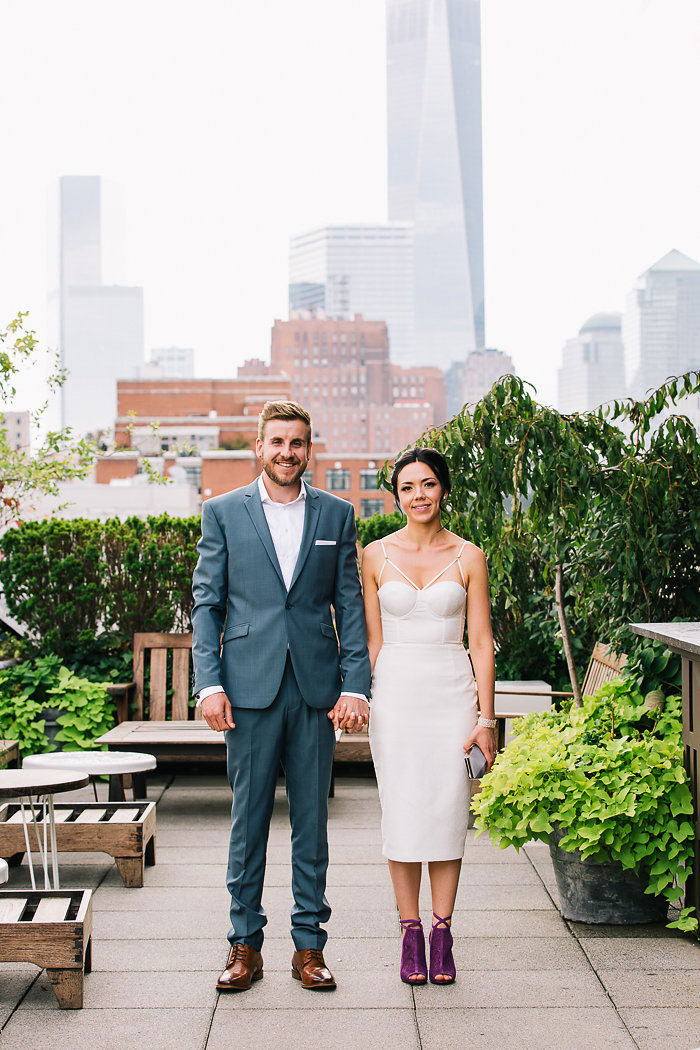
[257,472,307,507]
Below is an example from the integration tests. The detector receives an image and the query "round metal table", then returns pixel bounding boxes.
[23,750,157,801]
[0,769,90,890]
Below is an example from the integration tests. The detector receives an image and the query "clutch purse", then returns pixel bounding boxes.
[465,743,488,780]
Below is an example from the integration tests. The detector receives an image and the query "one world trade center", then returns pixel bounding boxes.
[387,0,485,369]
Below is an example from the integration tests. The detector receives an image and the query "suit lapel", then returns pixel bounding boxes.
[243,481,286,588]
[289,486,321,593]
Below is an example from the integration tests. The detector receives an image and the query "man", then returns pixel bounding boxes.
[192,400,371,992]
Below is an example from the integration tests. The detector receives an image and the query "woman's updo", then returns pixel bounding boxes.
[390,447,451,510]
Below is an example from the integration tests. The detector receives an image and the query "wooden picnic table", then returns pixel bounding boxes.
[0,740,19,770]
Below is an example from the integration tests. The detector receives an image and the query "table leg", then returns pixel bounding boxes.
[108,774,125,802]
[132,772,147,799]
[19,798,37,890]
[48,794,60,889]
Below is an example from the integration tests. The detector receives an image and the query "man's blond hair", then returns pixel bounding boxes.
[257,401,312,443]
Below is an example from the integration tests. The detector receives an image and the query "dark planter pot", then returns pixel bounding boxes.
[39,707,64,751]
[548,825,668,924]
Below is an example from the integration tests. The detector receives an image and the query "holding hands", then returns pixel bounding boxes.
[328,694,370,734]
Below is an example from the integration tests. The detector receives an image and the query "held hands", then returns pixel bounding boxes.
[463,723,496,772]
[201,691,235,733]
[328,695,370,734]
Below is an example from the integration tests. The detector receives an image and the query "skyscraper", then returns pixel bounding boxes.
[58,176,144,436]
[557,314,626,413]
[387,0,485,369]
[288,224,415,366]
[624,250,700,402]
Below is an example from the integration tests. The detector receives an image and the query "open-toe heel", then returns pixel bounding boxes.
[429,913,455,984]
[399,919,427,985]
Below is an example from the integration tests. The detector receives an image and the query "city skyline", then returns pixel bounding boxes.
[2,0,700,419]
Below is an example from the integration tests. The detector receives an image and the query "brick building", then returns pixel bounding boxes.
[114,375,292,452]
[268,314,446,453]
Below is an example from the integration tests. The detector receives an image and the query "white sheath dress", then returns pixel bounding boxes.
[369,540,478,862]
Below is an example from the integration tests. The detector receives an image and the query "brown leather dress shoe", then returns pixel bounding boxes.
[216,944,263,991]
[291,948,337,990]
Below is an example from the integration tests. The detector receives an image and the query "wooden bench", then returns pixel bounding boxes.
[0,739,19,769]
[492,642,628,748]
[104,632,372,773]
[0,888,92,1008]
[0,801,156,888]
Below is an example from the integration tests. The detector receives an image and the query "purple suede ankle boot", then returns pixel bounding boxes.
[429,913,455,984]
[399,919,427,984]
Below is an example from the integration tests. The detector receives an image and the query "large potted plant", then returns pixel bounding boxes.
[472,679,697,933]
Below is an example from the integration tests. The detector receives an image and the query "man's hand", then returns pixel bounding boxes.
[328,694,370,734]
[201,691,235,732]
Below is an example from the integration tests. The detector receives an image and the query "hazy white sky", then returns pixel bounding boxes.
[1,0,699,413]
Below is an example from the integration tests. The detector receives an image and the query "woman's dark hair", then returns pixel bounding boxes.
[391,447,451,511]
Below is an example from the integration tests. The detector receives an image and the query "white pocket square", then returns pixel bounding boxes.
[315,539,337,546]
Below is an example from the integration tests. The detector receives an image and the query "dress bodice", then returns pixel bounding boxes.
[376,539,467,646]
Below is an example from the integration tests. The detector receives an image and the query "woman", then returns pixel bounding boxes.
[362,447,496,985]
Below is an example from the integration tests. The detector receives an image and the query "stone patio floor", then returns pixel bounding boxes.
[1,771,699,1050]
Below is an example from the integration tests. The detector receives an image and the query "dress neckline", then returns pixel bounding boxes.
[378,539,467,591]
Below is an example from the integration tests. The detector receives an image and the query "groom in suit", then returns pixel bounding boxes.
[192,400,371,992]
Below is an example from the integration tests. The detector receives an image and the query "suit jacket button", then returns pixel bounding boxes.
[285,600,291,609]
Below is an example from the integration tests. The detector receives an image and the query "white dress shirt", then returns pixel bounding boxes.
[197,474,365,705]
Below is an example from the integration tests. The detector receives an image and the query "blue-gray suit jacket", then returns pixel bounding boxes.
[191,479,371,709]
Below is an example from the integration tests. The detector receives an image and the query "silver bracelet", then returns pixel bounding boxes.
[477,716,497,729]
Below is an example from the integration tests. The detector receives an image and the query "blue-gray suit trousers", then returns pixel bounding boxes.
[225,654,336,952]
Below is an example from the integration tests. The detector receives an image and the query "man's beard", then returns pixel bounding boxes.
[262,456,307,487]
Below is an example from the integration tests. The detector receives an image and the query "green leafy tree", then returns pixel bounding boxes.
[379,371,700,700]
[0,314,95,525]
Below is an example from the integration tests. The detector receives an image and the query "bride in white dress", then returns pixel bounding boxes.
[362,448,496,986]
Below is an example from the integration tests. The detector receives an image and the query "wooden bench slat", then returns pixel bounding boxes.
[7,811,26,824]
[171,649,190,720]
[75,809,107,824]
[149,649,167,720]
[54,810,73,823]
[108,808,140,823]
[0,898,27,923]
[33,898,72,923]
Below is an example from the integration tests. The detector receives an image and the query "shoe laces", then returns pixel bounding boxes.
[228,943,247,964]
[301,948,324,964]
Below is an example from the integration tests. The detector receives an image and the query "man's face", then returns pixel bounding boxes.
[256,419,311,487]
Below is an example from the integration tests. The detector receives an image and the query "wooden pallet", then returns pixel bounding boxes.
[0,801,156,888]
[0,888,92,1008]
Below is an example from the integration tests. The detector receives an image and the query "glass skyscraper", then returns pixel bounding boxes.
[288,224,415,366]
[387,0,485,369]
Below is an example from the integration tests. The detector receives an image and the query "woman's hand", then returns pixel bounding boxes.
[463,723,497,772]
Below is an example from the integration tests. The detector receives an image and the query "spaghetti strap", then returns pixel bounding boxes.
[456,540,467,588]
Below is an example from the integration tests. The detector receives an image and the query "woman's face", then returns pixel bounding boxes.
[396,461,444,523]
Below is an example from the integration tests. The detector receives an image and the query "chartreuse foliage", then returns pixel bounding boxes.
[472,680,697,934]
[0,654,114,757]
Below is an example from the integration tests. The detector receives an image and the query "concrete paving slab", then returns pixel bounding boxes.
[461,845,529,864]
[0,1008,212,1050]
[415,1007,638,1050]
[617,1007,700,1049]
[600,969,700,1008]
[102,863,228,888]
[93,886,229,912]
[0,967,38,1026]
[568,920,686,939]
[93,910,227,940]
[91,938,228,972]
[442,882,553,910]
[449,936,590,971]
[21,970,219,1010]
[443,909,570,938]
[413,967,609,1008]
[207,1007,420,1050]
[579,937,700,970]
[5,860,114,889]
[215,969,411,1010]
[452,862,542,886]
